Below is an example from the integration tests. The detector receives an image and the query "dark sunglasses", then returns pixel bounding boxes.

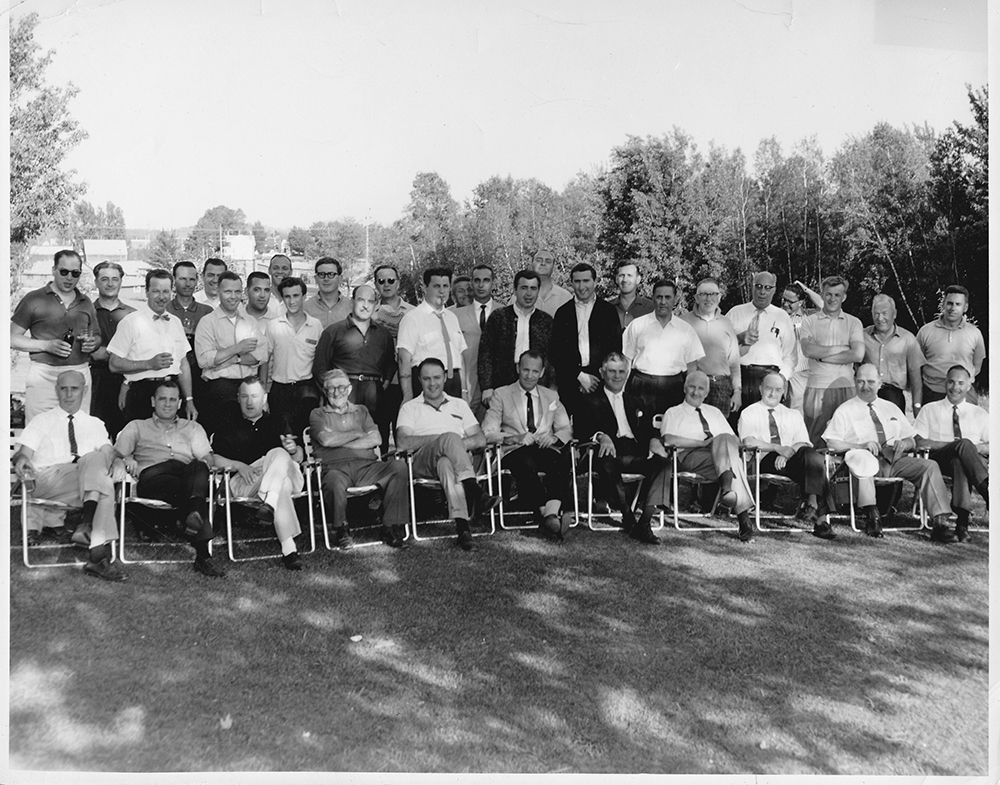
[56,268,82,278]
[376,278,397,285]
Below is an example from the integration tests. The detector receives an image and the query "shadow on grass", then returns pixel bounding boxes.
[9,516,988,775]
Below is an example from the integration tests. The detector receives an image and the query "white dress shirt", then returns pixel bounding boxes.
[661,401,734,444]
[623,312,705,375]
[725,302,796,377]
[574,298,596,367]
[914,399,989,444]
[513,304,534,363]
[396,300,468,370]
[15,406,110,469]
[603,387,635,439]
[822,395,915,447]
[737,401,811,446]
[106,306,191,382]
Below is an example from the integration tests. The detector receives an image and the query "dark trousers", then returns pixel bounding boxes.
[741,364,780,410]
[877,385,905,411]
[929,438,989,513]
[758,446,829,513]
[626,371,685,418]
[503,445,573,512]
[592,438,667,529]
[320,458,409,529]
[269,379,321,439]
[125,377,193,425]
[411,369,463,399]
[90,363,128,440]
[201,378,242,436]
[135,459,212,541]
[378,384,404,454]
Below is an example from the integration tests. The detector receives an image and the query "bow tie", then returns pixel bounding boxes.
[152,313,170,321]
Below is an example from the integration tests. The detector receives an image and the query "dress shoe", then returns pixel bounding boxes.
[559,512,573,537]
[71,523,92,547]
[629,524,661,545]
[26,531,43,547]
[83,558,127,582]
[540,514,561,537]
[929,521,957,544]
[282,552,305,571]
[955,524,970,543]
[592,499,611,515]
[811,520,836,540]
[256,503,275,526]
[863,508,883,539]
[800,506,819,526]
[457,530,476,551]
[476,493,502,518]
[719,488,738,509]
[184,511,206,538]
[382,525,407,548]
[737,511,754,543]
[193,556,227,578]
[332,528,355,550]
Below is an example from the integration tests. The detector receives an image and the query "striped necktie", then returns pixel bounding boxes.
[868,403,887,446]
[68,414,79,463]
[767,409,781,444]
[953,405,962,439]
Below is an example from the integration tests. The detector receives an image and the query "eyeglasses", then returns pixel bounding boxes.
[696,291,721,298]
[56,268,82,278]
[325,384,351,394]
[781,297,800,305]
[753,284,775,291]
[316,271,340,279]
[376,278,397,285]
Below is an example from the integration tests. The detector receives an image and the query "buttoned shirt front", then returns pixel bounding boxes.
[725,302,796,377]
[916,317,986,392]
[265,312,323,384]
[315,315,395,381]
[681,309,740,379]
[194,307,270,380]
[574,298,596,367]
[737,401,810,447]
[166,297,213,342]
[822,395,915,447]
[304,292,352,330]
[107,306,191,382]
[114,416,212,474]
[610,294,654,330]
[12,284,100,367]
[396,393,478,438]
[16,406,110,469]
[660,400,734,446]
[396,300,468,370]
[623,312,705,376]
[914,399,989,444]
[513,304,535,363]
[863,324,923,390]
[799,309,864,388]
[309,403,381,463]
[92,299,136,368]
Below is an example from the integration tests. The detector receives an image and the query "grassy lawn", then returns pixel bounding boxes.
[8,506,988,776]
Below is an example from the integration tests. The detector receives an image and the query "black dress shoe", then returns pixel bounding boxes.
[457,530,475,551]
[629,525,661,545]
[811,521,836,540]
[84,558,127,582]
[193,556,227,578]
[184,511,206,538]
[282,552,305,571]
[256,503,275,525]
[477,494,501,518]
[955,525,970,543]
[864,509,883,538]
[737,512,754,543]
[930,523,958,544]
[382,525,407,548]
[540,514,561,537]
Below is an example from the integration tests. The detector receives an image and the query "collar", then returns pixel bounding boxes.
[48,283,83,304]
[170,297,197,312]
[145,306,171,321]
[95,298,126,312]
[691,307,721,322]
[152,414,180,428]
[934,316,967,331]
[575,297,595,307]
[513,303,535,319]
[243,413,265,425]
[818,309,845,320]
[421,393,452,410]
[324,401,356,415]
[866,324,899,341]
[347,313,377,329]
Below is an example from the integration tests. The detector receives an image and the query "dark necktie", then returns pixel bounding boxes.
[526,391,536,433]
[696,407,713,440]
[68,414,79,462]
[868,403,887,446]
[953,405,962,439]
[480,304,487,330]
[767,408,781,444]
[434,311,454,378]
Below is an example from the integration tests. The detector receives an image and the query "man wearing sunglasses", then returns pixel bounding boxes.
[12,249,100,422]
[304,257,352,329]
[372,265,414,452]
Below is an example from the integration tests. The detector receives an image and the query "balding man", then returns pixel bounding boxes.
[725,271,796,411]
[681,277,741,416]
[12,371,127,580]
[863,294,924,414]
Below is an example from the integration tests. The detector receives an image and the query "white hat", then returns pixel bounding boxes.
[844,448,880,479]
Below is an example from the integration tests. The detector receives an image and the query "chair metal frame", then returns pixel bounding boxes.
[116,471,194,564]
[665,443,729,530]
[570,439,662,532]
[823,450,925,533]
[916,448,990,534]
[744,446,814,533]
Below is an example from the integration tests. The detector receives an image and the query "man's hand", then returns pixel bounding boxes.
[235,336,259,354]
[578,372,600,394]
[775,455,788,471]
[744,323,759,347]
[481,389,494,405]
[976,442,989,457]
[14,457,35,481]
[123,457,140,477]
[80,334,99,353]
[535,433,557,449]
[777,444,796,459]
[109,457,127,483]
[149,352,174,371]
[232,461,256,485]
[729,388,741,414]
[865,440,881,456]
[649,439,668,458]
[280,434,297,454]
[596,433,617,458]
[184,401,199,421]
[118,383,129,412]
[46,338,73,358]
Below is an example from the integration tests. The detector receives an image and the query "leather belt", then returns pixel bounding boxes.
[348,374,383,382]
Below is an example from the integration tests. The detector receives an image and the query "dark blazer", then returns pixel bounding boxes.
[478,305,554,392]
[551,298,622,410]
[574,387,654,449]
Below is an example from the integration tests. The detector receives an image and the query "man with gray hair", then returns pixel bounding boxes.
[681,277,741,416]
[863,293,924,414]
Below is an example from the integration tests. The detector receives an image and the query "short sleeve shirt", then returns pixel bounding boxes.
[396,301,468,370]
[213,411,284,464]
[660,401,735,444]
[916,318,986,393]
[737,401,811,446]
[914,399,989,444]
[799,310,865,389]
[610,295,654,330]
[166,298,213,342]
[114,416,212,474]
[725,302,796,377]
[193,307,270,380]
[15,407,110,469]
[396,394,479,437]
[309,404,381,463]
[106,307,192,382]
[822,396,915,447]
[93,299,136,367]
[680,309,740,378]
[862,325,923,390]
[266,313,323,384]
[622,312,704,375]
[12,285,100,366]
[304,293,352,330]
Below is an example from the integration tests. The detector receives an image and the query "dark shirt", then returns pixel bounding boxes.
[313,315,396,386]
[610,294,654,330]
[166,297,214,348]
[12,285,100,366]
[92,299,136,369]
[213,411,284,464]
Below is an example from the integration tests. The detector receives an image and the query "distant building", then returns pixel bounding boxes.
[82,239,128,266]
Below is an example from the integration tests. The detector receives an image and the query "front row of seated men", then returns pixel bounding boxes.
[13,352,989,582]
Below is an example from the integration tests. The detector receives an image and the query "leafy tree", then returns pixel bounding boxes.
[183,205,248,258]
[10,12,87,295]
[149,230,181,268]
[287,226,311,256]
[61,199,127,246]
[251,220,267,254]
[406,171,460,267]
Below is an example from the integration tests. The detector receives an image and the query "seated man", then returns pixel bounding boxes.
[482,350,574,541]
[737,372,835,539]
[114,379,226,577]
[395,358,500,551]
[915,365,989,542]
[649,370,756,542]
[12,370,126,581]
[310,369,409,549]
[823,363,955,542]
[211,375,307,570]
[574,352,665,545]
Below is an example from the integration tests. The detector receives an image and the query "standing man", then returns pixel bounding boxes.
[265,253,293,318]
[622,278,704,417]
[396,358,500,551]
[916,285,986,406]
[551,263,622,416]
[245,272,274,323]
[212,376,307,571]
[915,365,989,541]
[609,259,653,329]
[453,264,498,419]
[167,261,213,415]
[90,261,136,440]
[780,281,820,411]
[799,276,865,446]
[194,258,226,307]
[681,277,741,416]
[194,271,270,432]
[509,249,573,317]
[480,270,554,404]
[108,269,198,424]
[265,277,323,439]
[11,249,100,422]
[450,276,473,308]
[313,284,396,438]
[397,267,468,403]
[114,379,224,577]
[863,294,924,414]
[304,257,352,328]
[13,371,126,580]
[725,271,796,410]
[372,264,414,452]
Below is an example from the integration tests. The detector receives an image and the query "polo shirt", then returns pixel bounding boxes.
[106,306,191,382]
[822,396,914,447]
[914,399,989,444]
[396,394,478,438]
[165,297,213,341]
[265,312,323,384]
[725,302,796,377]
[213,411,284,464]
[194,307,270,380]
[610,294,654,330]
[680,309,740,379]
[304,293,352,330]
[92,299,136,368]
[396,301,468,370]
[314,315,396,383]
[799,310,864,388]
[309,404,381,464]
[15,406,110,469]
[373,300,414,339]
[916,318,986,392]
[737,401,811,447]
[863,325,923,390]
[12,284,100,367]
[114,416,212,474]
[623,312,704,376]
[265,293,285,320]
[660,400,735,445]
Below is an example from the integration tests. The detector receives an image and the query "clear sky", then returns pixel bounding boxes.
[18,0,988,232]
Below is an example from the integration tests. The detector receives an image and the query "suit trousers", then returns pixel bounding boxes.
[410,432,476,520]
[269,380,321,439]
[321,457,409,529]
[758,446,829,513]
[928,438,988,513]
[135,459,213,541]
[502,444,573,514]
[28,452,118,546]
[226,447,304,542]
[592,437,667,529]
[853,454,950,518]
[647,433,754,514]
[625,371,684,419]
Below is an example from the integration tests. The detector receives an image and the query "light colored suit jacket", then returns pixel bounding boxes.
[482,381,572,452]
[454,301,494,417]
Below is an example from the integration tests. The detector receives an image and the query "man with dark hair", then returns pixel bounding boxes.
[450,275,473,308]
[265,277,323,438]
[114,378,224,577]
[396,358,499,551]
[551,262,623,416]
[609,259,653,329]
[397,267,468,403]
[372,264,414,452]
[916,284,986,406]
[623,278,703,416]
[167,260,213,416]
[245,271,274,322]
[452,264,498,419]
[265,253,293,318]
[305,257,352,328]
[108,268,198,424]
[90,261,136,439]
[780,280,821,411]
[12,249,100,421]
[509,249,573,317]
[863,294,924,414]
[194,258,227,307]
